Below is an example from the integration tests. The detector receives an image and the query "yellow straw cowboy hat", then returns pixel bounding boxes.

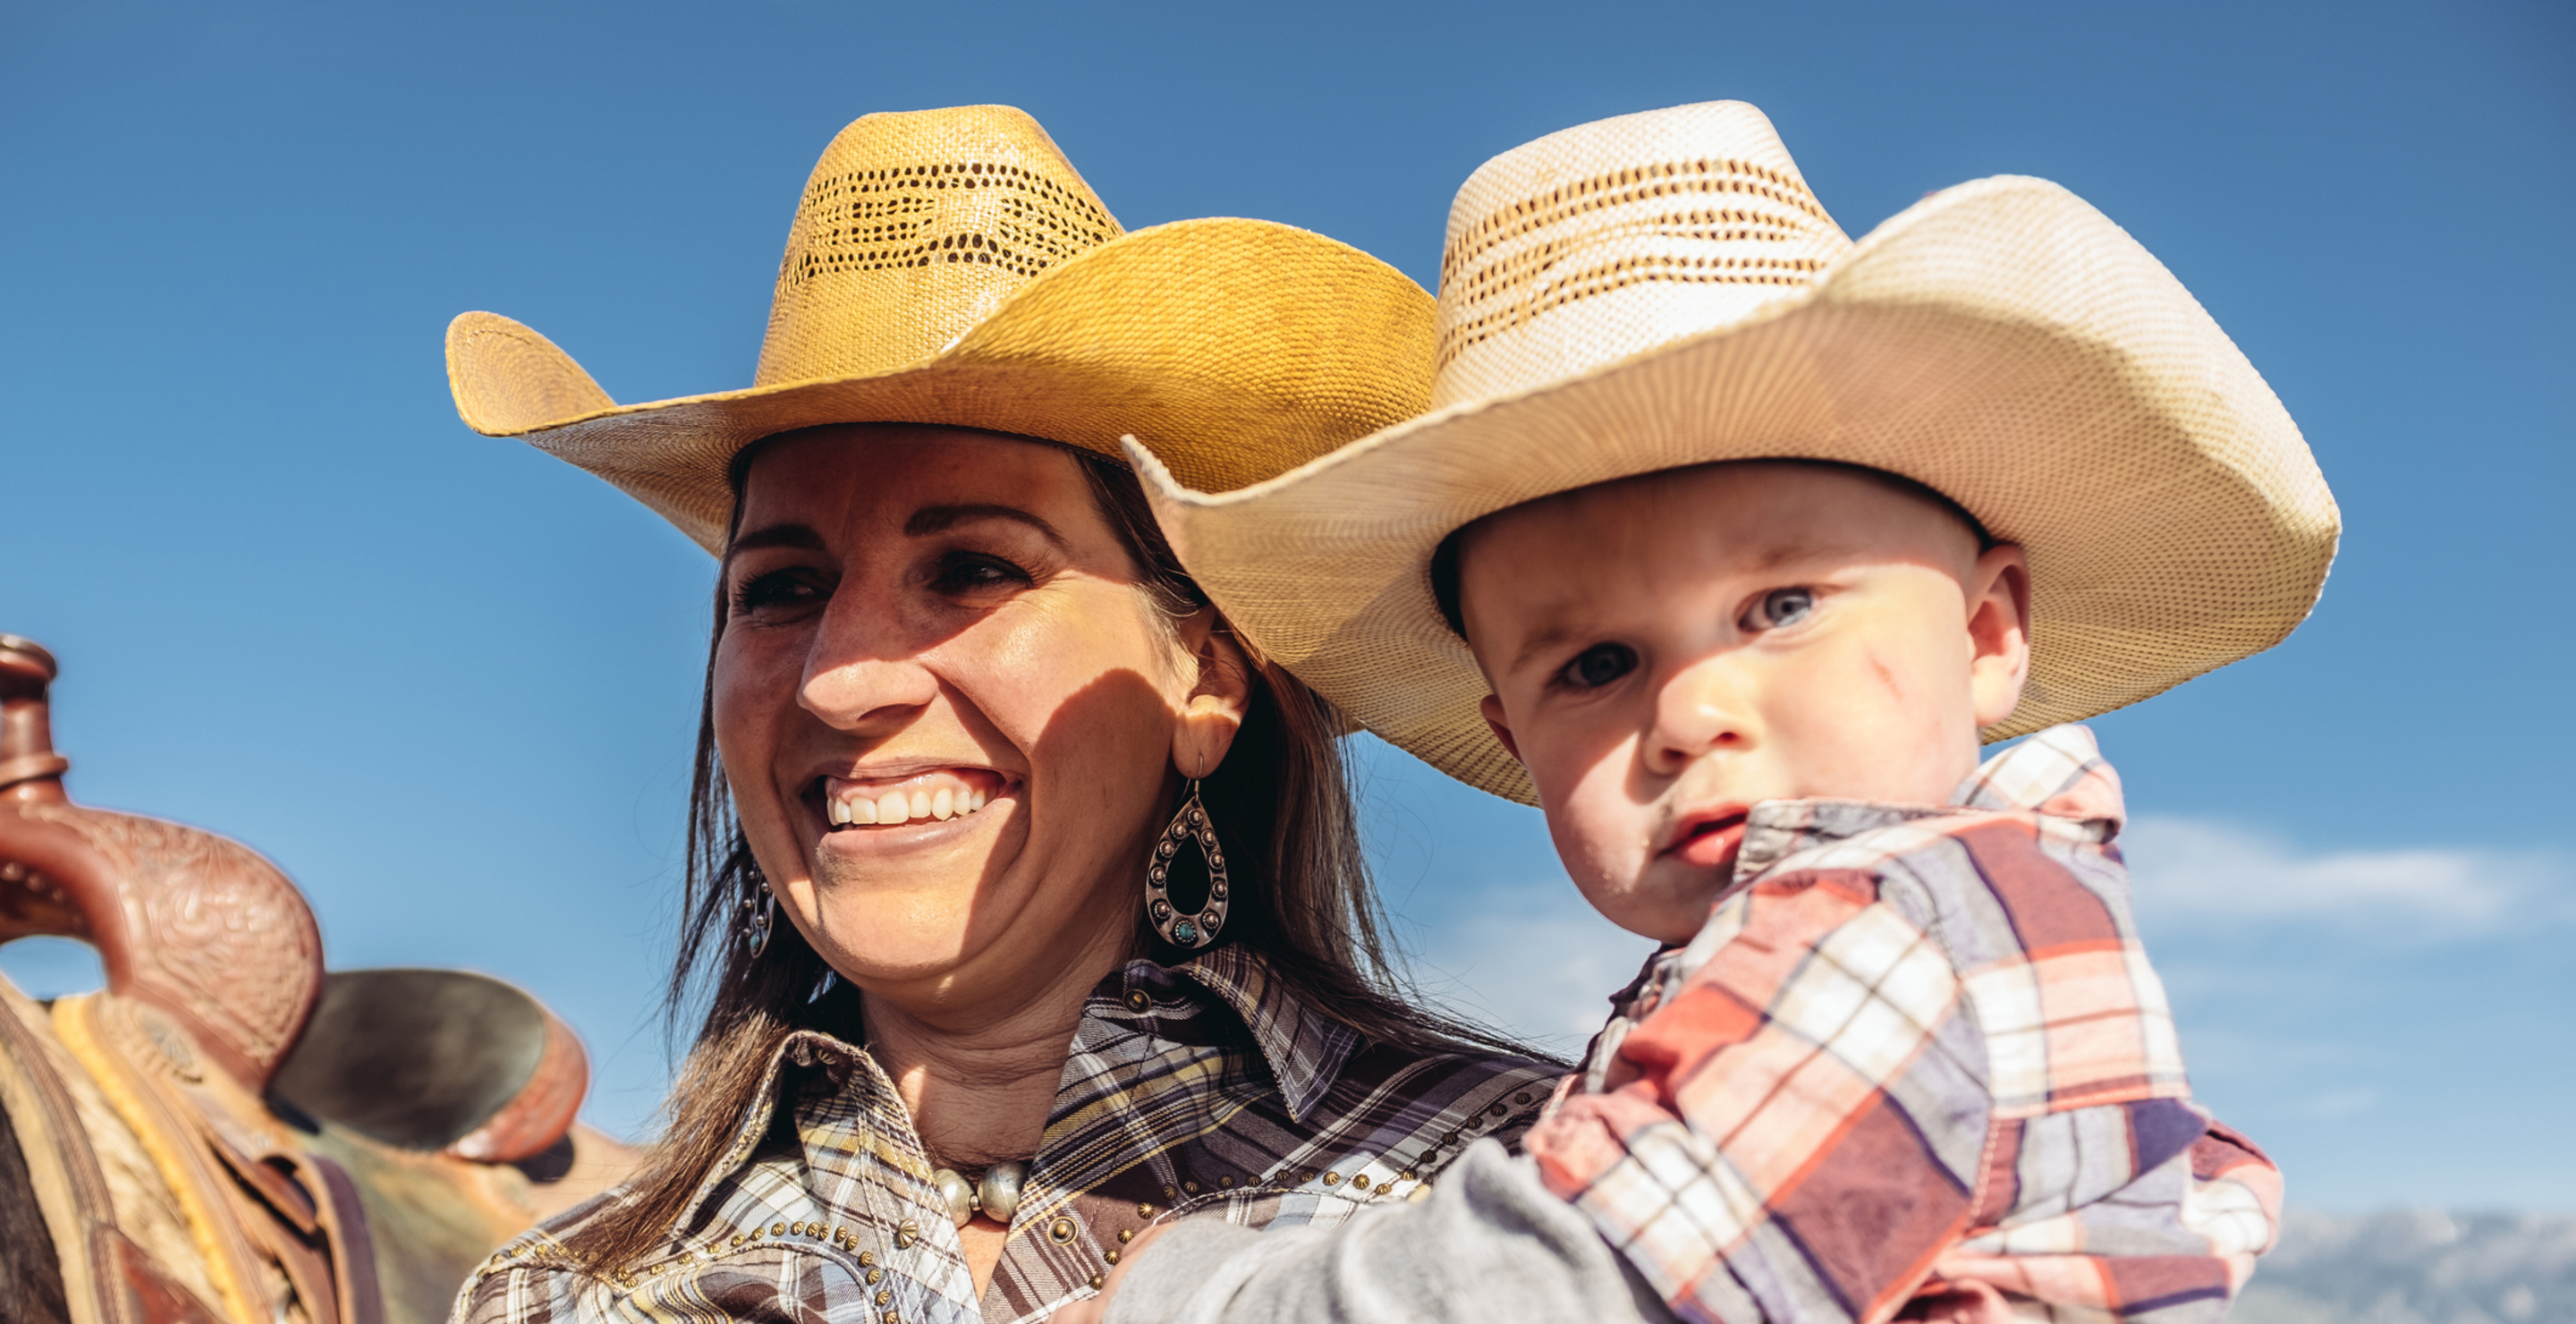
[1130,101,2339,804]
[445,105,1435,552]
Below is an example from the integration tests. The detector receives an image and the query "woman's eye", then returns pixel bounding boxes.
[1741,587,1817,632]
[929,553,1030,595]
[1557,642,1639,691]
[733,569,823,613]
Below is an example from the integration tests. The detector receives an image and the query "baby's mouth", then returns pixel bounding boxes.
[818,769,1006,828]
[1666,807,1750,869]
[1686,814,1745,841]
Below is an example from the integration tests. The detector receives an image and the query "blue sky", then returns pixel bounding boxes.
[3,1,2568,1211]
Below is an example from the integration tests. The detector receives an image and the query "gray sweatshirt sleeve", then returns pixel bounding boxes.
[1103,1140,1676,1324]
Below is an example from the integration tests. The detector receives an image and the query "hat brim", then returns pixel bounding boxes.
[447,217,1435,553]
[1132,176,2339,804]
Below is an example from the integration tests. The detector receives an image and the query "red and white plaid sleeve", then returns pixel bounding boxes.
[1522,726,2282,1324]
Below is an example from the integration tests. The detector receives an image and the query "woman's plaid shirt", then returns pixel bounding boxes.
[453,947,1557,1324]
[1525,726,2283,1324]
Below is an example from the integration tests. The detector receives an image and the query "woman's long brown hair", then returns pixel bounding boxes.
[564,444,1549,1269]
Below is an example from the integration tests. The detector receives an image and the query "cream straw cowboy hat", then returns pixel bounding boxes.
[1130,101,2339,804]
[445,105,1435,553]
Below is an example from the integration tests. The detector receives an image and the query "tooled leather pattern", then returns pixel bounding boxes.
[21,805,320,1084]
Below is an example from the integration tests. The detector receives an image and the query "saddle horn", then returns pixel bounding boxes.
[0,633,326,1087]
[0,635,73,802]
[1,637,89,943]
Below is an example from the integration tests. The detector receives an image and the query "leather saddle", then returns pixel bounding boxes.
[0,636,641,1324]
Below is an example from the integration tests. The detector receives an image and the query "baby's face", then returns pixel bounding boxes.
[1459,462,2030,945]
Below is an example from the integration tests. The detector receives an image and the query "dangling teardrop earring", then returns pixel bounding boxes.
[1145,780,1229,950]
[741,875,775,958]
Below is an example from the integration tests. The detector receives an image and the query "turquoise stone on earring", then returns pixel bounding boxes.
[1171,918,1200,946]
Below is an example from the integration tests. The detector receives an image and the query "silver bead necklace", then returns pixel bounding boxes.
[930,1158,1027,1228]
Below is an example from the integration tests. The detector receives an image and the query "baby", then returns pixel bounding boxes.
[1099,100,2329,1324]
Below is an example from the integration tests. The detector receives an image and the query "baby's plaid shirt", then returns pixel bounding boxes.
[1525,725,2282,1324]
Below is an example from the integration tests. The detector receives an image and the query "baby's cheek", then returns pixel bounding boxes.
[1545,774,1641,897]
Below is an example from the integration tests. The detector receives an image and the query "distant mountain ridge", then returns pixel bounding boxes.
[2234,1209,2576,1323]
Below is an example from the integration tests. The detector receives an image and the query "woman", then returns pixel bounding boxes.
[443,106,1557,1324]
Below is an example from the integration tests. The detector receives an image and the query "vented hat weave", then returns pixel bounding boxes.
[1131,101,2339,804]
[445,105,1436,553]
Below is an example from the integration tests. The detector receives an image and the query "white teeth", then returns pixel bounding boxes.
[834,782,995,827]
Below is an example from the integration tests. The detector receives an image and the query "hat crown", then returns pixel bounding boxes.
[756,106,1125,388]
[1431,102,1853,410]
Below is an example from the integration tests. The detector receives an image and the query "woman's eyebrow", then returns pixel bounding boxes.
[728,522,826,556]
[904,504,1071,552]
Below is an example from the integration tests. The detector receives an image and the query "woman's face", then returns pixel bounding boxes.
[716,426,1213,1019]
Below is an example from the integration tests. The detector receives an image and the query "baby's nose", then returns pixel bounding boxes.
[1645,661,1755,775]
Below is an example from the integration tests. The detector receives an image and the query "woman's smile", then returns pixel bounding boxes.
[816,768,1011,828]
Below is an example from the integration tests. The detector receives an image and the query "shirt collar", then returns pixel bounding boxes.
[1953,722,2125,828]
[1732,722,2126,883]
[1174,944,1360,1124]
[678,1023,881,1221]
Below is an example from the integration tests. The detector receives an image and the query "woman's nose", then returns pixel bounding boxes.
[799,656,940,729]
[796,600,943,728]
[1645,658,1755,777]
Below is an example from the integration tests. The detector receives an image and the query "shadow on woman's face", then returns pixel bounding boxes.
[715,426,1189,1023]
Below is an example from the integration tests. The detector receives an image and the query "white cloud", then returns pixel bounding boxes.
[2241,1209,2576,1323]
[2121,815,2567,932]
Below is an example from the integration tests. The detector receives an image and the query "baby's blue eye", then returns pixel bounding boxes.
[1560,642,1638,690]
[1743,588,1816,631]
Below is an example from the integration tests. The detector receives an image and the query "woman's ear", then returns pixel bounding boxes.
[1172,611,1254,779]
[1966,544,2033,729]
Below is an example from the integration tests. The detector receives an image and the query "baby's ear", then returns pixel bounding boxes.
[1479,693,1524,764]
[1967,545,2032,728]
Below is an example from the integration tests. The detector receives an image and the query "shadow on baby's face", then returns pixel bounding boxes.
[1456,460,2030,945]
